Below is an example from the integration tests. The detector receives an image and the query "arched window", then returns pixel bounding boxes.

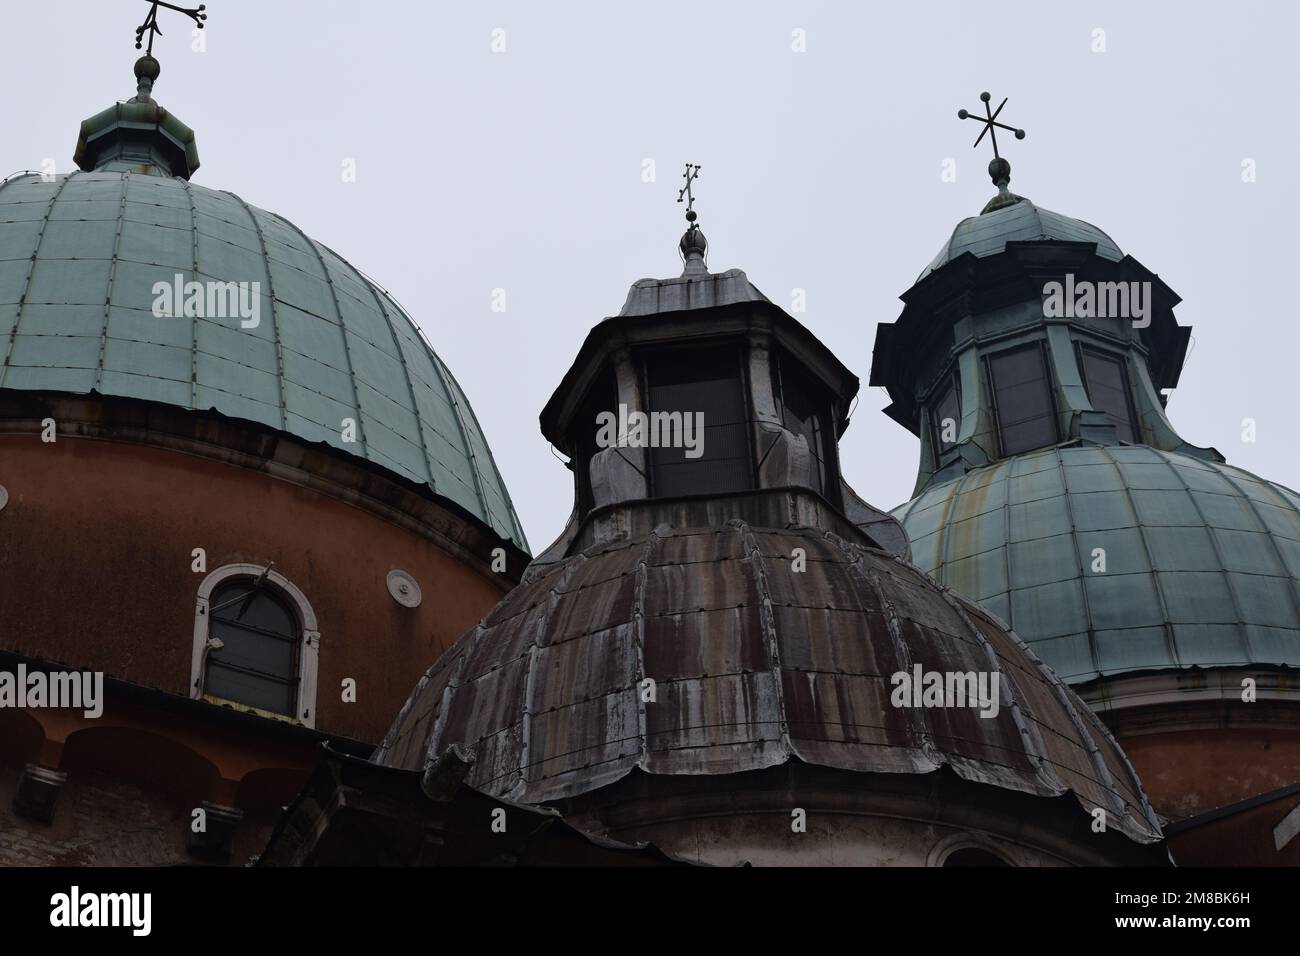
[927,833,1014,867]
[191,565,319,726]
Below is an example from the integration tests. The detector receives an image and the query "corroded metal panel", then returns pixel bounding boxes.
[376,518,1163,844]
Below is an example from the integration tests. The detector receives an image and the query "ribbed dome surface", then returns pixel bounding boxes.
[0,171,526,548]
[375,518,1162,844]
[919,198,1123,282]
[895,445,1300,684]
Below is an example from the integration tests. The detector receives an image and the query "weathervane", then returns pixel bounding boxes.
[677,163,701,229]
[957,92,1025,161]
[134,1,208,56]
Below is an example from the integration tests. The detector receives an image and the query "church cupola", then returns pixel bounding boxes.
[880,97,1300,867]
[536,165,909,565]
[871,93,1211,497]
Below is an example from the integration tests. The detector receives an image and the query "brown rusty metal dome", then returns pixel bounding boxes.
[375,511,1163,846]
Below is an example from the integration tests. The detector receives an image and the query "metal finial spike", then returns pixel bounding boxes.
[677,163,702,223]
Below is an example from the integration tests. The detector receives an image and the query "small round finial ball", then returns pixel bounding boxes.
[980,91,991,103]
[988,157,1011,183]
[958,109,969,119]
[134,55,161,81]
[685,210,697,223]
[1015,129,1026,140]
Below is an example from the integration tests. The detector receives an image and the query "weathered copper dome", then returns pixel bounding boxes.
[375,499,1163,852]
[375,231,1167,864]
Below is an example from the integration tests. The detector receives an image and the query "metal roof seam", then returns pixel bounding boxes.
[178,173,201,407]
[1,173,78,389]
[972,582,1147,831]
[1108,448,1182,670]
[740,520,795,758]
[847,546,941,772]
[422,639,474,779]
[354,264,526,547]
[1202,458,1300,641]
[1153,449,1250,636]
[222,190,287,431]
[92,173,131,393]
[432,347,528,547]
[340,245,440,495]
[272,211,371,460]
[630,530,659,774]
[1052,448,1102,679]
[938,586,1061,789]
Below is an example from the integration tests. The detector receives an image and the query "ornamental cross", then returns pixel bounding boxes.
[677,163,702,223]
[134,1,208,55]
[957,92,1026,160]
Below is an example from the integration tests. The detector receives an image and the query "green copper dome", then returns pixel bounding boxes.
[895,444,1300,684]
[918,198,1123,282]
[0,169,527,550]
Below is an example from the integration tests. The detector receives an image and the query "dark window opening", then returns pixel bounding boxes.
[646,346,754,498]
[571,368,619,515]
[930,371,961,459]
[943,848,1010,867]
[772,350,840,506]
[205,581,299,716]
[986,342,1059,456]
[1078,346,1137,443]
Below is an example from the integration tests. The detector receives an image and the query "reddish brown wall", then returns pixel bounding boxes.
[0,432,511,744]
[1119,727,1300,822]
[1116,724,1300,865]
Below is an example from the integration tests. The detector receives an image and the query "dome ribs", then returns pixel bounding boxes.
[1197,456,1300,644]
[348,256,439,497]
[629,528,660,775]
[728,521,797,767]
[272,212,370,461]
[222,191,288,431]
[177,174,201,407]
[0,174,77,390]
[937,584,1060,789]
[374,518,1164,844]
[1106,449,1182,668]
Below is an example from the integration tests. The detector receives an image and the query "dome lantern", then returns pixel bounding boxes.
[74,5,207,180]
[535,172,909,566]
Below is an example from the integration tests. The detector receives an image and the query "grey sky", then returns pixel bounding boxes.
[7,0,1299,552]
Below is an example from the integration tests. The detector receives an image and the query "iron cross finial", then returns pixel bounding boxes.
[677,163,702,226]
[134,1,208,56]
[957,92,1026,161]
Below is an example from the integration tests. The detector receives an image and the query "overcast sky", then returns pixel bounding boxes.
[6,0,1299,552]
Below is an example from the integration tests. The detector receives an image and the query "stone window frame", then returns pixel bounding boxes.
[190,563,320,728]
